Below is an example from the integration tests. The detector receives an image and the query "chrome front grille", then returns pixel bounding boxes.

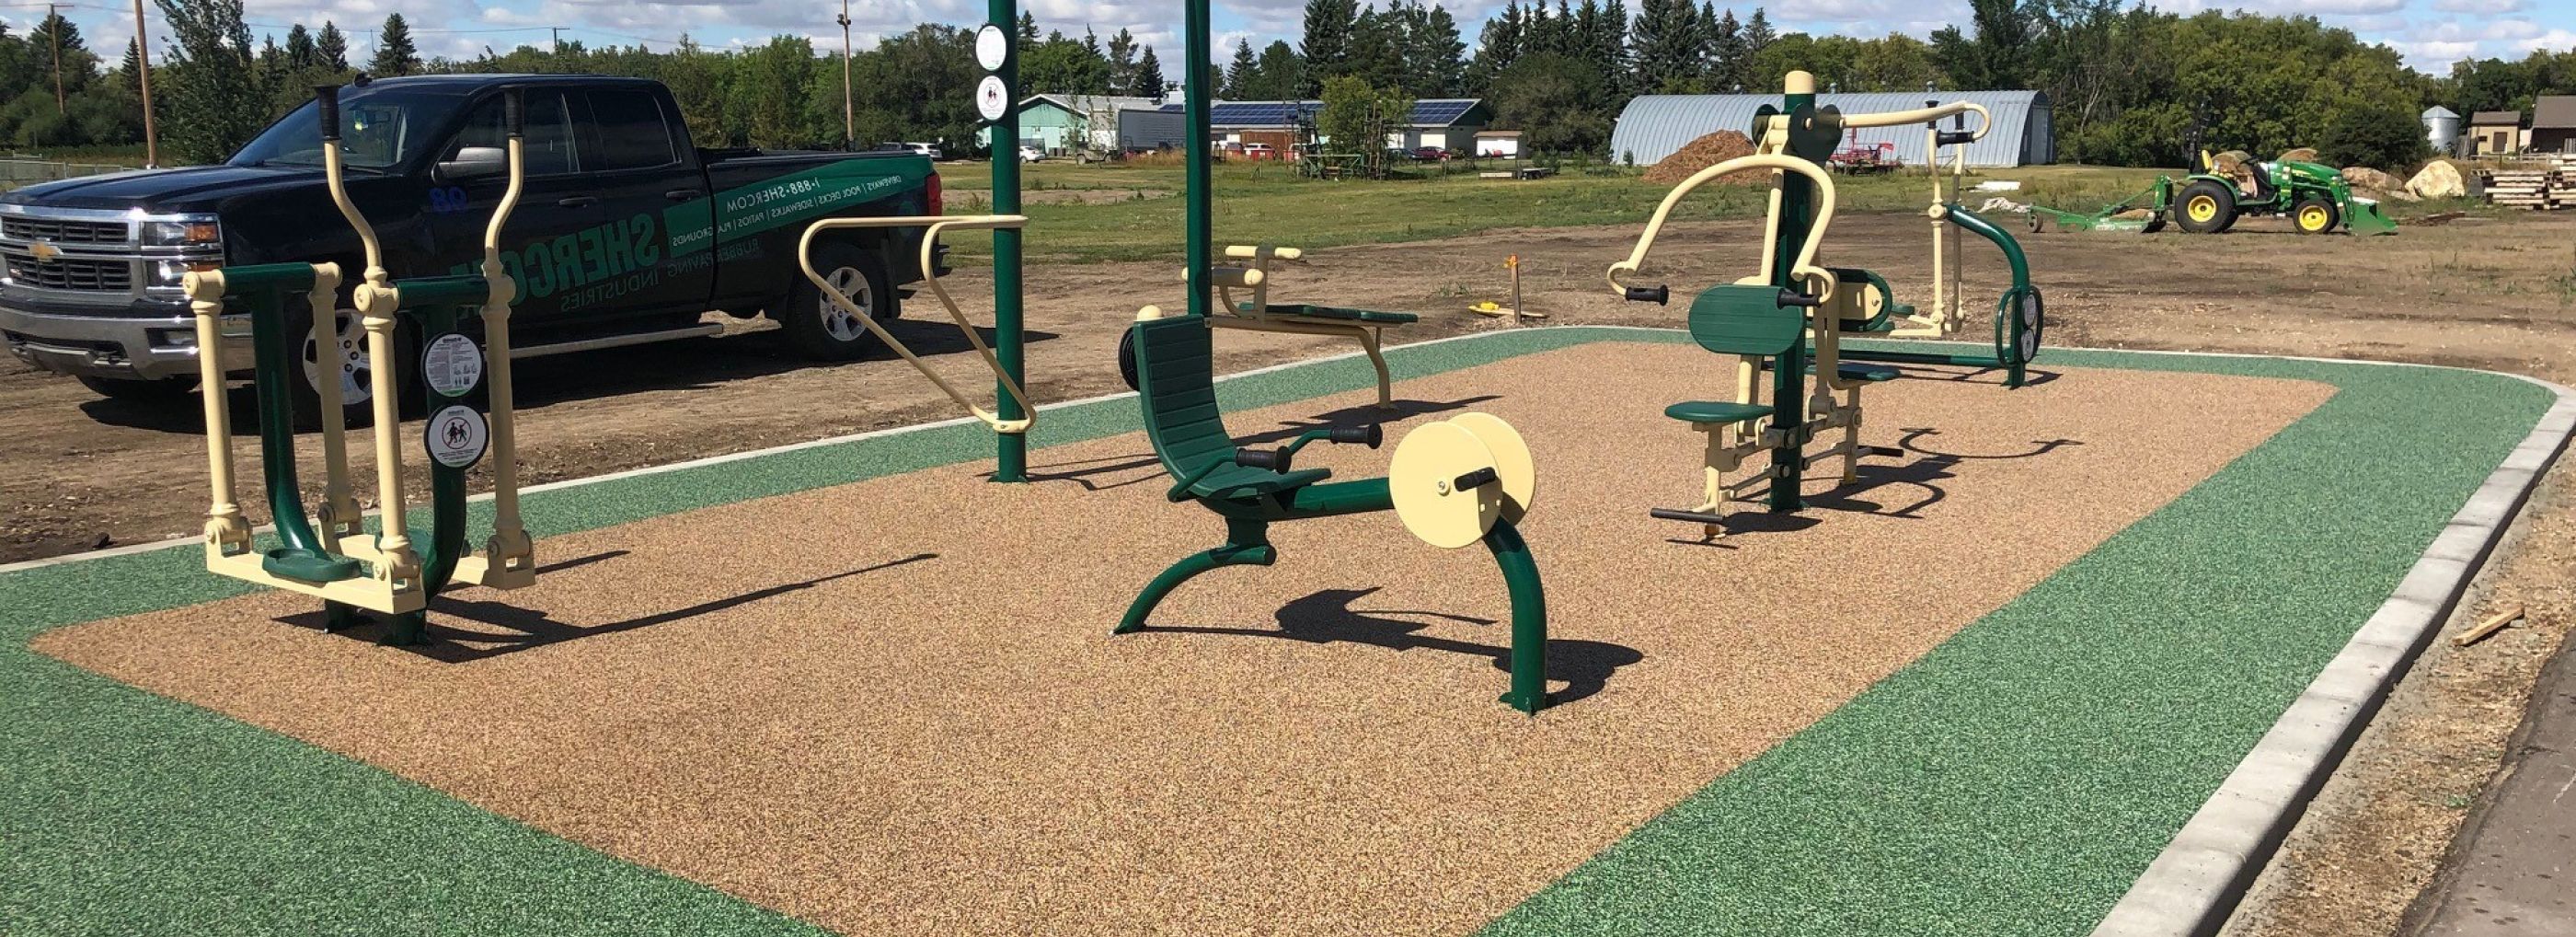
[1,216,128,244]
[3,249,134,291]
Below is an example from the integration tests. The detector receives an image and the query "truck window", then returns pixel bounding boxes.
[444,89,580,176]
[586,89,680,172]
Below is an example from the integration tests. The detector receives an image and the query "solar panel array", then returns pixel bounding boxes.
[1156,98,1484,127]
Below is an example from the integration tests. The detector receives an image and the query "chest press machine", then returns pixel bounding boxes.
[1110,0,1555,714]
[190,86,538,645]
[1610,72,2029,538]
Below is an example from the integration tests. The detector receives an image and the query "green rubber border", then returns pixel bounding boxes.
[0,329,2552,936]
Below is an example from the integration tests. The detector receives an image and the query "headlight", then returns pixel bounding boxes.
[142,220,221,247]
[150,260,190,287]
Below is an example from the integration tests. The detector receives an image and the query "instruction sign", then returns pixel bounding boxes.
[420,333,485,398]
[975,24,1009,71]
[425,405,489,469]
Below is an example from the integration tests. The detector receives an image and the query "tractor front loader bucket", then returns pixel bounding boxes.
[2346,196,2398,236]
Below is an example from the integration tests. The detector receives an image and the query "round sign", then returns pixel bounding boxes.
[420,333,484,399]
[425,404,489,469]
[975,75,1011,122]
[974,23,1009,71]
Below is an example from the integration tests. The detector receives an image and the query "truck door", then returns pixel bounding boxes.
[424,87,592,325]
[554,87,710,322]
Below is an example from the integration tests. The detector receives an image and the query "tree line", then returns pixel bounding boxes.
[10,0,2576,170]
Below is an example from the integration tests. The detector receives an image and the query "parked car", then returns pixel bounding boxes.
[1018,145,1043,163]
[0,74,944,421]
[876,141,943,160]
[1412,146,1453,161]
[1240,143,1277,160]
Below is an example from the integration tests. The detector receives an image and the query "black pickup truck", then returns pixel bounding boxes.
[0,74,940,419]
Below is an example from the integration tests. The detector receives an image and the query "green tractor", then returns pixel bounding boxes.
[2028,151,2397,236]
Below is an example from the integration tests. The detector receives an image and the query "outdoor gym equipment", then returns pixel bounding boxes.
[190,85,536,644]
[2028,150,2396,236]
[1118,243,1420,409]
[1112,0,1552,714]
[1465,254,1545,320]
[797,215,1037,434]
[1831,100,2043,388]
[1117,313,1548,713]
[1609,72,1974,537]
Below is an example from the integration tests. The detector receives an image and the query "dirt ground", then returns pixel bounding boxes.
[35,348,2323,937]
[8,206,2576,934]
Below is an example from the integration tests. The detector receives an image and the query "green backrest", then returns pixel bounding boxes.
[1687,283,1805,357]
[1131,316,1236,479]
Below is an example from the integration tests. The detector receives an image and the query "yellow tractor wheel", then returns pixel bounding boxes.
[2293,198,2340,235]
[2174,179,2238,234]
[2185,195,2218,223]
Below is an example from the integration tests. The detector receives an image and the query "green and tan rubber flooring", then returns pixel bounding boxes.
[0,329,2554,936]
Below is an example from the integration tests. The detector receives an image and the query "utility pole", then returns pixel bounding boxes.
[551,26,565,59]
[47,3,64,113]
[132,0,156,166]
[837,0,854,149]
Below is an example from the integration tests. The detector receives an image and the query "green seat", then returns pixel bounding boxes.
[1258,303,1420,325]
[260,548,363,584]
[1665,400,1776,424]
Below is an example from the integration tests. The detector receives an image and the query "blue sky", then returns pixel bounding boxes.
[7,0,2571,79]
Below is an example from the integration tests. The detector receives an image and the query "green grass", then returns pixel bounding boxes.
[0,330,2553,935]
[934,162,2173,263]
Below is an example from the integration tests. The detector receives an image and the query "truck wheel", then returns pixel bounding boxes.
[2293,197,2340,235]
[780,245,895,362]
[2174,179,2237,234]
[76,374,198,402]
[288,304,393,431]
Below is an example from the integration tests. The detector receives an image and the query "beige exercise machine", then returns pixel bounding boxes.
[796,214,1037,434]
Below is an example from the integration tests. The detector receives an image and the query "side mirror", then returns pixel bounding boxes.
[435,146,507,183]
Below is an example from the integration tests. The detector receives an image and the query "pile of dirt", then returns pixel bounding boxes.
[2342,167,2404,191]
[1644,131,1764,185]
[2407,160,2468,199]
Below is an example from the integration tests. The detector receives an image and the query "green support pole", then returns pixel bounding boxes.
[988,0,1028,482]
[384,298,474,646]
[1766,85,1818,514]
[1486,520,1548,714]
[1183,0,1212,319]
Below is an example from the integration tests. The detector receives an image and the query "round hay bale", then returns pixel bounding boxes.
[2110,208,2157,221]
[1644,131,1763,186]
[2278,147,2319,163]
[2406,160,2467,199]
[2340,166,2403,191]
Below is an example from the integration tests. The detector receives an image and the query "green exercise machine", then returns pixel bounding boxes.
[1112,0,1553,713]
[190,85,538,644]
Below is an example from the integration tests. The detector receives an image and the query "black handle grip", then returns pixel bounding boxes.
[1937,131,1975,146]
[1624,284,1669,305]
[1954,110,1967,130]
[1776,288,1822,308]
[504,87,525,138]
[315,86,341,141]
[1235,446,1288,471]
[1453,467,1499,491]
[1330,424,1383,448]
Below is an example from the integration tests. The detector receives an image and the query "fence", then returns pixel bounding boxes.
[0,158,133,191]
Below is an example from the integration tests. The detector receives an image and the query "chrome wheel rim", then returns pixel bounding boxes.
[820,266,873,342]
[301,309,371,405]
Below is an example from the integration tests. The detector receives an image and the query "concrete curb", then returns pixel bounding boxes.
[2087,372,2576,937]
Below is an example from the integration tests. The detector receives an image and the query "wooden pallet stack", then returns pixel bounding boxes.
[2482,162,2571,210]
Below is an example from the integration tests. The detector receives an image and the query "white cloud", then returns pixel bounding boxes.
[2432,0,2530,12]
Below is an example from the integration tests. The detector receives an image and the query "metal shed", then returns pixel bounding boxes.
[1609,91,2053,168]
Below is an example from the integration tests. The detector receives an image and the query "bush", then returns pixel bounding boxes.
[2318,99,2430,171]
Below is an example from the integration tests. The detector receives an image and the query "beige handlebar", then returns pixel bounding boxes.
[1606,153,1839,300]
[1839,100,1993,140]
[798,215,1036,434]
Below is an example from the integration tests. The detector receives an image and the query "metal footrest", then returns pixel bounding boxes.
[1650,508,1728,525]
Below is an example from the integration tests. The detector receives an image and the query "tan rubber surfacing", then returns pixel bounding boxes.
[38,342,2333,937]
